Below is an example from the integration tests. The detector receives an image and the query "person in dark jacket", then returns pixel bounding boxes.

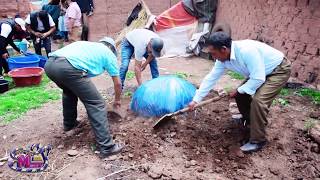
[25,10,56,56]
[0,18,26,77]
[42,0,61,30]
[76,0,94,41]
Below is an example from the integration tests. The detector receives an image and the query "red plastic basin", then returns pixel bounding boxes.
[8,67,44,87]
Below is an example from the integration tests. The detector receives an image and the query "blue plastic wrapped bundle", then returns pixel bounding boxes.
[131,76,196,117]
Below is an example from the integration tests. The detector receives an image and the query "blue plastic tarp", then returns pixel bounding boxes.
[130,76,196,117]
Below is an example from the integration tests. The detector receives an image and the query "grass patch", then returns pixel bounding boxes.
[124,91,133,97]
[303,118,317,135]
[273,97,289,106]
[0,75,60,123]
[174,72,189,79]
[223,84,233,93]
[296,88,320,105]
[280,88,290,96]
[227,71,245,80]
[126,71,135,80]
[4,76,15,89]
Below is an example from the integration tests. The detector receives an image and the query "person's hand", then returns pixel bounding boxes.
[113,100,121,109]
[41,32,49,38]
[188,101,197,111]
[34,32,42,37]
[141,63,147,71]
[1,53,9,59]
[229,89,238,98]
[19,49,25,55]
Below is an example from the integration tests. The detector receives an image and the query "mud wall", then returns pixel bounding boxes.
[0,0,30,18]
[216,0,320,87]
[89,0,180,40]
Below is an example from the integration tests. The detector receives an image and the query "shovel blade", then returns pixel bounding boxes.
[153,113,174,129]
[107,104,126,121]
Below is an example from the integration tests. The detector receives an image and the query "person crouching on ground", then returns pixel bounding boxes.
[0,18,26,78]
[119,28,164,89]
[44,37,123,158]
[188,32,291,153]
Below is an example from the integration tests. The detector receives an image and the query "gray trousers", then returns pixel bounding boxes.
[44,57,114,152]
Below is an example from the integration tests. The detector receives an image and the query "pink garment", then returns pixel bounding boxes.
[64,2,82,29]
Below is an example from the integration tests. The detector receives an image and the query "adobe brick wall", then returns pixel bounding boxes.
[0,0,30,18]
[88,0,178,40]
[215,0,320,87]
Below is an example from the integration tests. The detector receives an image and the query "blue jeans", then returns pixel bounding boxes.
[119,38,159,89]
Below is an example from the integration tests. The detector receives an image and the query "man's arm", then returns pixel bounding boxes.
[26,25,42,38]
[134,59,143,86]
[42,15,57,38]
[141,54,154,71]
[237,48,265,95]
[8,40,20,53]
[42,26,56,38]
[0,24,12,55]
[112,76,122,108]
[188,61,225,110]
[67,18,75,31]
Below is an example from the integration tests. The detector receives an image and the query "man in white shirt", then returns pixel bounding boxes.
[0,18,26,77]
[25,10,56,57]
[188,32,291,153]
[119,29,164,89]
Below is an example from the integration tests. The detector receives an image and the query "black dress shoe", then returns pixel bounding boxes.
[99,143,124,159]
[63,120,80,132]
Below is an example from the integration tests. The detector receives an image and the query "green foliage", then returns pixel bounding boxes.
[0,75,60,123]
[227,71,245,80]
[124,91,133,97]
[273,98,289,106]
[280,88,290,96]
[223,85,233,93]
[174,72,189,79]
[303,118,317,134]
[126,71,135,80]
[91,143,97,152]
[4,76,15,89]
[296,88,320,105]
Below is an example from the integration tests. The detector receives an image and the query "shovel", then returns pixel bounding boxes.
[153,96,222,129]
[107,103,126,121]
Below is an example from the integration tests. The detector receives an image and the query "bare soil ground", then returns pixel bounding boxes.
[0,56,319,180]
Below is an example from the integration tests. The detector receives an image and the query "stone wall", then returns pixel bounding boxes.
[215,0,320,87]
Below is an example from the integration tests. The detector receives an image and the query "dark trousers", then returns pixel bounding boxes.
[33,37,51,57]
[44,57,114,152]
[235,57,291,143]
[0,53,9,76]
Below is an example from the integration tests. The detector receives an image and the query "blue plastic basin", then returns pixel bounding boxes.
[8,55,40,70]
[37,55,48,68]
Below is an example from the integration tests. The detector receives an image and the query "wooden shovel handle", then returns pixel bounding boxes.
[176,96,222,115]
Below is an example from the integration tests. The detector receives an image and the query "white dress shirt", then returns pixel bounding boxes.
[193,40,284,103]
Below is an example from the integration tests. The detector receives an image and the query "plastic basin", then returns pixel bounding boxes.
[8,55,40,70]
[19,41,28,52]
[0,79,9,93]
[37,55,48,68]
[8,67,44,87]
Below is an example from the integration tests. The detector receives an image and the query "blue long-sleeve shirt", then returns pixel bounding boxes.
[193,40,284,103]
